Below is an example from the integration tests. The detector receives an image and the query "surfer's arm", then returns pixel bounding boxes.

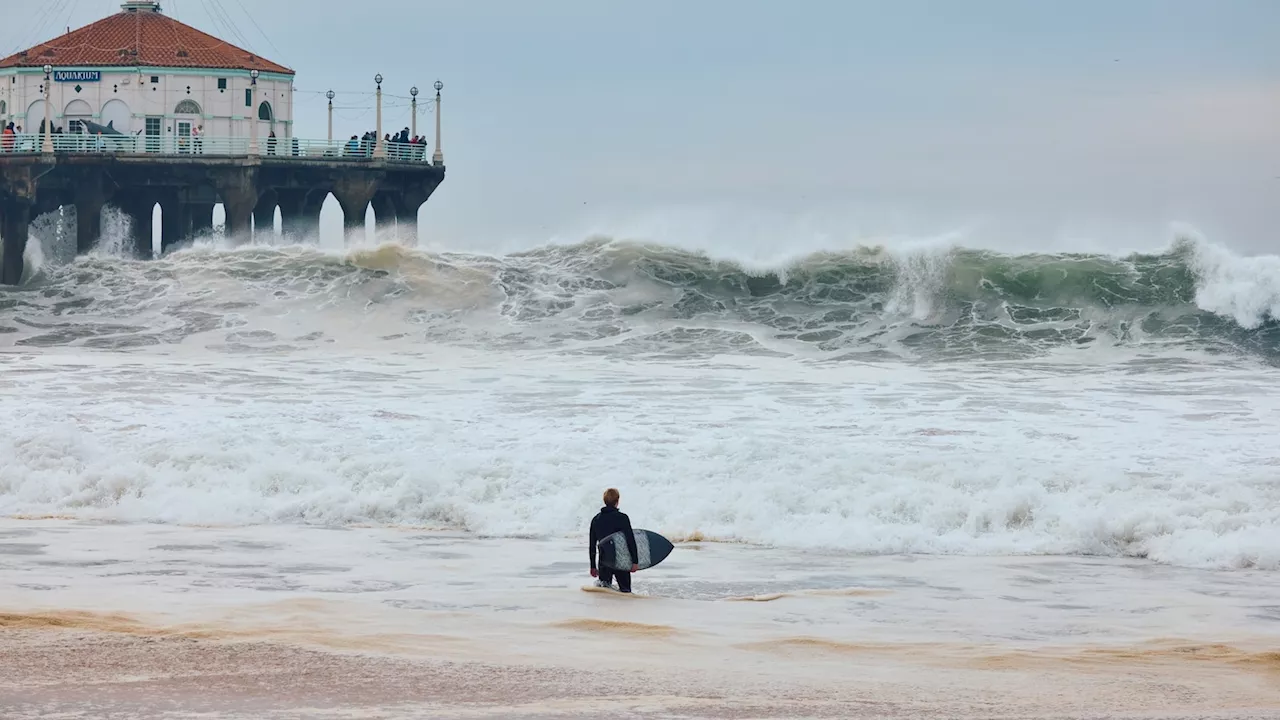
[588,517,598,571]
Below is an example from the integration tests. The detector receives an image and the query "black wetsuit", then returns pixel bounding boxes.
[589,505,639,592]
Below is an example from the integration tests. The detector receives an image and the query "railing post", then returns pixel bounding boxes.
[41,65,53,154]
[374,73,386,158]
[432,80,443,166]
[249,70,260,155]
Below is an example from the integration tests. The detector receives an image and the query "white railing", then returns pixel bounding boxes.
[0,133,434,163]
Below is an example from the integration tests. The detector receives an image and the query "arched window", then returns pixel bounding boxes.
[174,99,201,115]
[0,100,7,117]
[100,99,132,133]
[258,101,273,121]
[64,99,92,115]
[64,100,92,134]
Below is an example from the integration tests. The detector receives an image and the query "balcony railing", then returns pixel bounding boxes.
[0,132,435,163]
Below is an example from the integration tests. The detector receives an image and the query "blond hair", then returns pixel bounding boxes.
[602,488,620,507]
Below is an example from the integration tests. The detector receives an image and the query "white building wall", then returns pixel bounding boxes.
[0,67,292,141]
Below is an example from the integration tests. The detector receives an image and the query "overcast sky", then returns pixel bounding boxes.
[6,0,1278,257]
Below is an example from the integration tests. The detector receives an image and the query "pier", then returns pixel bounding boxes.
[0,1,446,285]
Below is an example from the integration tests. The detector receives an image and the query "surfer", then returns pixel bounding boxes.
[589,488,640,593]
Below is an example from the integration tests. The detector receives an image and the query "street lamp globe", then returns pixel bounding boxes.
[411,86,418,97]
[43,64,52,74]
[326,90,335,101]
[434,80,443,93]
[375,74,383,86]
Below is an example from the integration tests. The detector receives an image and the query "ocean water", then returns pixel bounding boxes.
[1,225,1279,717]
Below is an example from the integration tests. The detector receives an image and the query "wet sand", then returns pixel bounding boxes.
[3,519,1280,718]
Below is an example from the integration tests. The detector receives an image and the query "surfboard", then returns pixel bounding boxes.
[580,584,647,598]
[596,529,674,571]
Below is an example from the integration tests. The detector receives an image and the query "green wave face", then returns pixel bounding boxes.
[2,236,1277,361]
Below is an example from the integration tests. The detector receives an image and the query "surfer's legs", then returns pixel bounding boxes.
[596,567,630,592]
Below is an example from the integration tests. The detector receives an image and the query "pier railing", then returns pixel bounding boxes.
[0,133,434,163]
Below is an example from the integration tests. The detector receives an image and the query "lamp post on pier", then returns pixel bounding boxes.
[374,73,385,158]
[410,86,418,139]
[326,89,335,142]
[432,80,443,166]
[249,69,259,154]
[42,64,53,153]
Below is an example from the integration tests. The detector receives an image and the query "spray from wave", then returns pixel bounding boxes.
[2,229,1277,361]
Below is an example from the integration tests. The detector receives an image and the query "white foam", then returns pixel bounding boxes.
[2,351,1278,571]
[1190,239,1280,329]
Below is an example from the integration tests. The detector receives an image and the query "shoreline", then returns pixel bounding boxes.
[3,518,1280,718]
[2,622,1278,719]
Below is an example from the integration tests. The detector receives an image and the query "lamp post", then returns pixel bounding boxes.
[432,80,443,166]
[326,89,335,142]
[42,64,53,153]
[249,69,259,154]
[410,86,418,139]
[374,73,385,158]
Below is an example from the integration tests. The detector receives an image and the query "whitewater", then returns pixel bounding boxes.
[1,227,1278,571]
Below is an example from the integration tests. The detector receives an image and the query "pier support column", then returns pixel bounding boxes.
[1,166,39,285]
[1,197,32,285]
[394,201,420,246]
[222,196,255,241]
[397,183,436,248]
[371,191,418,246]
[277,190,321,243]
[159,195,188,255]
[253,190,278,242]
[118,199,155,259]
[333,176,381,246]
[212,169,260,244]
[190,203,215,235]
[371,193,397,227]
[74,178,106,255]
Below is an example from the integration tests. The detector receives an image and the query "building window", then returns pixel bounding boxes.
[174,99,201,115]
[150,76,160,84]
[218,78,227,90]
[145,117,161,135]
[245,88,252,107]
[258,101,273,121]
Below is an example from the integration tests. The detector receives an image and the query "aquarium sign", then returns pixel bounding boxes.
[53,71,101,82]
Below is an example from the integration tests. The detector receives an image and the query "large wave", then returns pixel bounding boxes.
[1,232,1277,361]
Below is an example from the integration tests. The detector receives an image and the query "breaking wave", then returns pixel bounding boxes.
[1,233,1276,361]
[2,231,1280,571]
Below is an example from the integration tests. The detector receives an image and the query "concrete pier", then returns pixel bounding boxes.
[0,152,444,284]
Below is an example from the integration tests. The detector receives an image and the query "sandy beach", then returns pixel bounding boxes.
[3,520,1279,719]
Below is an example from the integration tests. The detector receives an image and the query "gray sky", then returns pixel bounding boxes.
[7,0,1279,257]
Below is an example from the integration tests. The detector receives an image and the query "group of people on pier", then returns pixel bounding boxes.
[1,120,76,152]
[344,127,429,160]
[2,120,431,161]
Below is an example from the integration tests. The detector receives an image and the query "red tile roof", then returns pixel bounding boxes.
[0,5,293,75]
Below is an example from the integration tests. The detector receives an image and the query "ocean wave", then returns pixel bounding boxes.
[2,233,1277,361]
